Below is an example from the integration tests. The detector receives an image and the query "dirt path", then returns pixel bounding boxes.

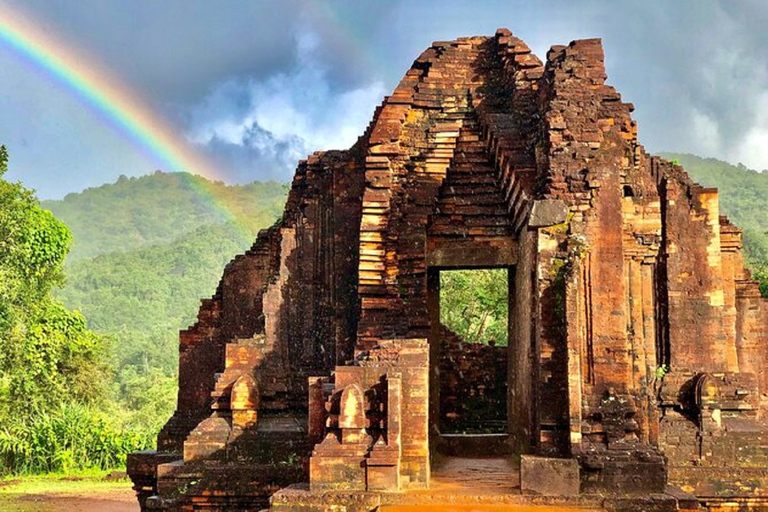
[1,487,138,512]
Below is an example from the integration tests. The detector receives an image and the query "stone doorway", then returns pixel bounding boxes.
[427,266,516,458]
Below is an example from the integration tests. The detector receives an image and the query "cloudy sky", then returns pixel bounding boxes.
[1,0,766,198]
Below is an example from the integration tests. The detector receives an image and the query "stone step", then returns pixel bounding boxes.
[452,154,493,164]
[436,204,509,216]
[429,225,512,237]
[448,170,497,180]
[446,165,496,174]
[432,215,512,228]
[438,183,502,195]
[438,193,508,206]
[447,174,498,185]
[271,485,611,511]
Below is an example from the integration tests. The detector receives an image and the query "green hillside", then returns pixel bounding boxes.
[50,172,287,433]
[660,153,768,263]
[42,172,286,261]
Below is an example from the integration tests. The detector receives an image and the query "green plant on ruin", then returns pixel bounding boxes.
[548,257,568,281]
[548,232,589,282]
[278,452,301,468]
[544,210,575,237]
[654,364,670,381]
[550,257,569,340]
[174,479,200,496]
[566,232,589,260]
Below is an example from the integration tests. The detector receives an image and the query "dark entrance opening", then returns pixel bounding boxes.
[436,268,509,435]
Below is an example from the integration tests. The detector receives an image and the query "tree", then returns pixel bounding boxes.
[439,269,509,346]
[0,146,107,420]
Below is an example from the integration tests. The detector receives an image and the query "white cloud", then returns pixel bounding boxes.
[188,29,386,180]
[728,91,768,171]
[690,109,721,157]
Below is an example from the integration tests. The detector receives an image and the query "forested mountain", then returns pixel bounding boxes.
[49,172,287,436]
[42,172,286,261]
[660,153,768,263]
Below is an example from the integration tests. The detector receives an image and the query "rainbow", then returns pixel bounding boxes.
[0,4,280,240]
[0,3,218,183]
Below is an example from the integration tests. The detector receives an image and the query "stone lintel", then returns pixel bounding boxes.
[426,237,518,267]
[528,199,568,228]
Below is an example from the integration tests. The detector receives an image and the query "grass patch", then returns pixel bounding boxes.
[0,470,135,512]
[0,469,130,496]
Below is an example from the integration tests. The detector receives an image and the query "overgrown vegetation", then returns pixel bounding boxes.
[440,269,509,346]
[0,146,153,474]
[0,403,150,474]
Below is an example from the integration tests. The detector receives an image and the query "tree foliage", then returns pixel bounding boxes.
[440,269,509,346]
[0,146,150,474]
[0,146,106,419]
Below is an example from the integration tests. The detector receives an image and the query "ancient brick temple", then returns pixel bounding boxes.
[128,29,768,511]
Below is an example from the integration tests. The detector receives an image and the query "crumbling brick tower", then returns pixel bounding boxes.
[129,29,768,511]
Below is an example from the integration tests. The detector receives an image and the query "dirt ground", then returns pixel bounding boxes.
[0,487,138,512]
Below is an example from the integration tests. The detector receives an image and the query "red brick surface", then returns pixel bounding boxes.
[128,29,768,511]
